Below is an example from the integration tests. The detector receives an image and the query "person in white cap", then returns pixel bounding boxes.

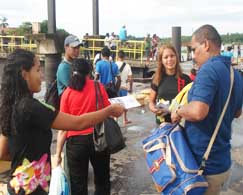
[56,34,82,96]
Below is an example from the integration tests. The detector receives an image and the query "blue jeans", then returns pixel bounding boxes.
[66,134,110,195]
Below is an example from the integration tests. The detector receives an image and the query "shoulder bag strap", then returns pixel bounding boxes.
[199,67,234,173]
[119,62,126,73]
[109,62,115,83]
[94,81,104,110]
[94,81,99,111]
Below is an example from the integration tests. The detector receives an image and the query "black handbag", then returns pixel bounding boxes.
[104,82,118,98]
[104,62,118,98]
[93,81,126,154]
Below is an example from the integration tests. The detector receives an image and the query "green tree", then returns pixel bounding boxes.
[0,16,9,34]
[16,22,32,35]
[40,20,48,33]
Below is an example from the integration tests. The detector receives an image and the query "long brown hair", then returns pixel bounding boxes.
[152,44,182,86]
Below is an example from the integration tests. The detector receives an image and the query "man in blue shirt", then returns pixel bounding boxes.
[221,46,234,63]
[119,25,127,46]
[56,35,81,95]
[95,47,121,98]
[171,24,243,195]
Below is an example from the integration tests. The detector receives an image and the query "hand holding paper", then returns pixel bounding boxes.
[109,96,141,109]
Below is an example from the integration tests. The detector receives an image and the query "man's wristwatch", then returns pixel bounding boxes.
[175,106,182,118]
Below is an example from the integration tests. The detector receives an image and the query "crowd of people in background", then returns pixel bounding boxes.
[79,25,243,69]
[221,44,242,64]
[81,25,160,65]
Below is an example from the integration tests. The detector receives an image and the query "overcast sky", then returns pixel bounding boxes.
[1,0,243,38]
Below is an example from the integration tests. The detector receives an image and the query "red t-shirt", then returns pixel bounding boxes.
[60,79,110,138]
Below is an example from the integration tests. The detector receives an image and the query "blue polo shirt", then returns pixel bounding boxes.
[185,56,243,175]
[96,60,119,85]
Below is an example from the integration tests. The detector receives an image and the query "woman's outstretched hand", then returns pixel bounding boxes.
[107,103,126,117]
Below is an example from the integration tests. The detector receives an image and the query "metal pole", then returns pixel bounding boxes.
[47,0,56,34]
[172,26,181,62]
[46,0,61,88]
[92,0,99,35]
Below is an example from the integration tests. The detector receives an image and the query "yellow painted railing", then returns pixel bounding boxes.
[0,35,37,52]
[80,38,145,63]
[0,35,145,63]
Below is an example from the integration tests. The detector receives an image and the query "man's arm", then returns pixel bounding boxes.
[127,75,133,92]
[53,131,67,167]
[171,101,209,123]
[113,63,121,90]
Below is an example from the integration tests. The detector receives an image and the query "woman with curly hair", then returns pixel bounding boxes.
[149,44,191,125]
[0,49,124,195]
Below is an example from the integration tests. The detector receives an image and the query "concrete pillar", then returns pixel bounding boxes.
[92,0,99,35]
[172,26,181,62]
[27,0,63,89]
[46,0,61,88]
[45,53,61,87]
[47,0,56,34]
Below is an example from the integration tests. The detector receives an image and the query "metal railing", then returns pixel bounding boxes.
[0,35,37,53]
[0,35,145,63]
[80,38,145,63]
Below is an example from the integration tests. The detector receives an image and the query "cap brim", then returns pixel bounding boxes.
[69,41,81,47]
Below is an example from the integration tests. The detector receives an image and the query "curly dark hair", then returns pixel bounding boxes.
[0,49,35,136]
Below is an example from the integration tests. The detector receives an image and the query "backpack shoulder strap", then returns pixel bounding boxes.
[119,62,126,73]
[109,62,115,82]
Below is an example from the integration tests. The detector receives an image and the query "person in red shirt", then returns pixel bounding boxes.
[189,68,197,81]
[55,59,111,195]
